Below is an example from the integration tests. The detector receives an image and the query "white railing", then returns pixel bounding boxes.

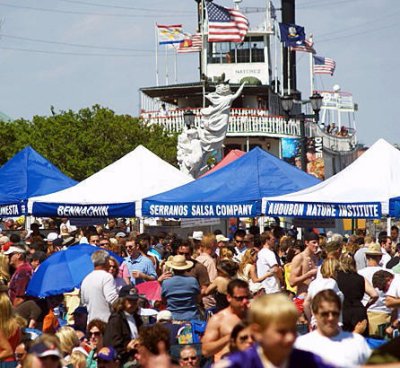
[141,108,301,137]
[308,122,357,152]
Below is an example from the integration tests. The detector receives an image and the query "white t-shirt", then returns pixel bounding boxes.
[380,248,391,268]
[358,266,393,313]
[386,274,400,318]
[294,330,371,368]
[81,270,119,323]
[256,247,280,294]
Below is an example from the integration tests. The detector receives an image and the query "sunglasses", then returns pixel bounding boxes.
[182,356,197,361]
[231,295,251,302]
[238,334,253,343]
[89,331,101,337]
[235,239,244,243]
[319,311,340,318]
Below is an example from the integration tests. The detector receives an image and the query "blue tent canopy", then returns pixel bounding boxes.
[0,146,77,216]
[140,147,320,218]
[389,197,400,217]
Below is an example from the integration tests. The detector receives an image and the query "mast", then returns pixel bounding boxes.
[281,0,297,96]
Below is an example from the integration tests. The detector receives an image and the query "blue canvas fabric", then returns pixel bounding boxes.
[0,146,76,215]
[142,147,319,218]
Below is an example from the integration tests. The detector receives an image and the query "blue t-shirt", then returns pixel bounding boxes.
[124,254,157,285]
[161,275,200,321]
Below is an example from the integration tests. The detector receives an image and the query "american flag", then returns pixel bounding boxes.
[290,38,316,54]
[177,33,203,53]
[313,56,336,75]
[206,1,249,43]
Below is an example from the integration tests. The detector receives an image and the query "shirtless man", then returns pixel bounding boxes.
[289,232,319,298]
[202,279,250,362]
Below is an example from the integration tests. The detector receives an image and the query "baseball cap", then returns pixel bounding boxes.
[119,285,139,300]
[216,234,229,243]
[191,231,203,241]
[30,343,62,359]
[72,306,88,315]
[45,232,59,242]
[3,246,26,255]
[97,346,118,362]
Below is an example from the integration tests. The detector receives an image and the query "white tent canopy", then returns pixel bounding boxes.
[262,139,400,219]
[28,145,192,217]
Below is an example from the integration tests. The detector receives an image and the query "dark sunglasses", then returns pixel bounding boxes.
[232,295,251,302]
[319,311,340,318]
[182,356,197,361]
[238,334,252,343]
[89,331,101,337]
[235,239,244,243]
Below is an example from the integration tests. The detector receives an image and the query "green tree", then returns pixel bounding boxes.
[0,105,177,181]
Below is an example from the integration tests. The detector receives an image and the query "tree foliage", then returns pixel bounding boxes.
[0,105,178,181]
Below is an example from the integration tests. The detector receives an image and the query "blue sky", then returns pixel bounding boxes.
[0,0,397,146]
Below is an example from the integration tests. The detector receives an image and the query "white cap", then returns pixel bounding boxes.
[157,310,172,322]
[191,231,203,241]
[45,232,59,242]
[216,234,229,243]
[3,246,26,255]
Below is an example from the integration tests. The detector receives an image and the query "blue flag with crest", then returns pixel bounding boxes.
[279,23,306,47]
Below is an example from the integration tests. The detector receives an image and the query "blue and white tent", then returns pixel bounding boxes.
[262,139,400,219]
[28,145,192,217]
[139,147,320,218]
[0,146,77,216]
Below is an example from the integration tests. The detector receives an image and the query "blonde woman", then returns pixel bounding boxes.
[303,259,343,325]
[237,249,258,283]
[0,287,26,367]
[55,326,80,365]
[0,254,10,285]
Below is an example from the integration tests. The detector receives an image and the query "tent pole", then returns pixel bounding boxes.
[387,217,391,238]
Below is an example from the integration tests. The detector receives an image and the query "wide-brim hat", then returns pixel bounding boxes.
[165,255,193,270]
[365,243,383,256]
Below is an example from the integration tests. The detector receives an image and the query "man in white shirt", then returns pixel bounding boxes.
[379,235,393,268]
[81,250,118,323]
[358,243,394,335]
[295,289,371,368]
[256,231,281,294]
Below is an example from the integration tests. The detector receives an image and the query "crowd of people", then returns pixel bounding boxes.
[1,218,400,367]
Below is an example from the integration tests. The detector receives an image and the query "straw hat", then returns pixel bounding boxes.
[365,243,383,256]
[165,255,193,270]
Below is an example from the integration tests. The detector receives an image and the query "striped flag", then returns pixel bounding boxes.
[313,56,336,75]
[157,24,185,45]
[177,33,203,53]
[290,38,316,54]
[206,1,249,43]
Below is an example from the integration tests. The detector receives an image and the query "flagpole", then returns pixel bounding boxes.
[155,23,159,86]
[280,43,284,96]
[274,21,278,94]
[174,45,178,84]
[165,45,169,86]
[309,36,314,95]
[287,47,291,94]
[201,0,206,107]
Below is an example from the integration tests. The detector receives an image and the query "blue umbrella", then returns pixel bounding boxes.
[26,243,124,298]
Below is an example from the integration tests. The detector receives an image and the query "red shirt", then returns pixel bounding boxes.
[9,262,33,304]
